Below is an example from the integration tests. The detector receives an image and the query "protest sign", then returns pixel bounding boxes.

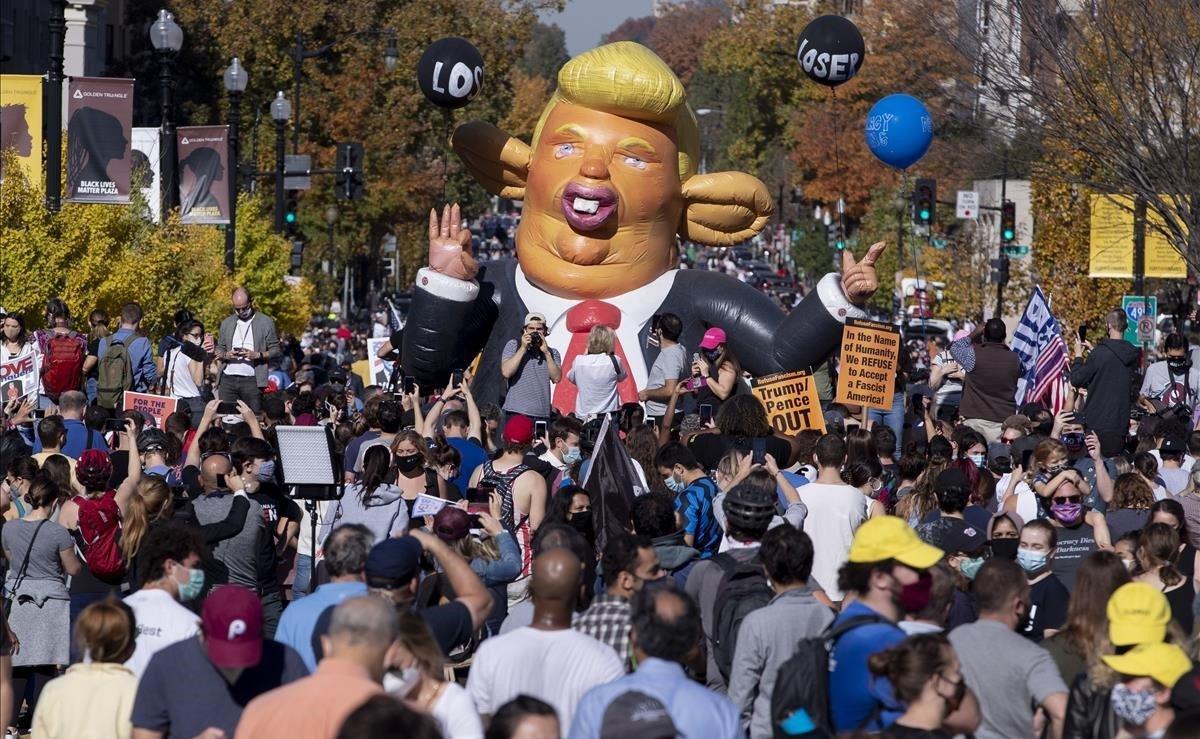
[366,338,396,388]
[834,318,901,411]
[412,494,449,518]
[750,370,826,435]
[122,391,178,429]
[0,346,39,402]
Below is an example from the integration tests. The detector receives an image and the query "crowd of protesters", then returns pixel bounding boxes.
[4,289,1200,739]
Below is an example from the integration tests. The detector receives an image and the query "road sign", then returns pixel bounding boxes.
[1137,316,1155,344]
[284,154,312,190]
[1122,295,1157,345]
[956,191,979,220]
[1002,244,1030,257]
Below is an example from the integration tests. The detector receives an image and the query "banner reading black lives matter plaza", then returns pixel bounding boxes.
[751,370,827,435]
[66,77,134,203]
[177,125,231,224]
[834,318,901,411]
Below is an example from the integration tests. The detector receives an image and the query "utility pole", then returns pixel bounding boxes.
[996,146,1010,317]
[45,0,66,212]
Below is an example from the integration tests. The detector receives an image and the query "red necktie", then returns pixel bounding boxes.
[552,300,640,416]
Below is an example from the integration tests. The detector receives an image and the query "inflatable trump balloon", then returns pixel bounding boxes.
[418,37,484,109]
[403,42,887,414]
[865,93,933,170]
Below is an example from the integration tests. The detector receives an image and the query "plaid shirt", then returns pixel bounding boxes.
[572,593,631,667]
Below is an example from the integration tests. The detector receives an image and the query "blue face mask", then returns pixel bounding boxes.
[959,556,986,580]
[968,453,986,469]
[1017,547,1049,573]
[562,446,582,465]
[177,565,205,602]
[664,474,686,493]
[255,460,276,482]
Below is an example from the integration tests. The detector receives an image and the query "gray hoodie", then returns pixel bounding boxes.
[319,482,409,546]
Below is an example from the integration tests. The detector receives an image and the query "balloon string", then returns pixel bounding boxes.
[441,108,453,202]
[831,87,845,241]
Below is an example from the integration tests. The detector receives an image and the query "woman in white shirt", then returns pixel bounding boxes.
[163,320,206,419]
[386,610,483,739]
[566,325,626,418]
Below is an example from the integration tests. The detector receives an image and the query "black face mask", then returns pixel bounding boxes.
[703,348,722,364]
[1168,358,1191,373]
[568,510,594,539]
[395,454,424,473]
[990,538,1020,560]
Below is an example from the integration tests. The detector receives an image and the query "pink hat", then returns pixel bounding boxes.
[201,585,263,668]
[699,327,727,350]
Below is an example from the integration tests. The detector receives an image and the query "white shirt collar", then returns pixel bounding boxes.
[514,265,678,391]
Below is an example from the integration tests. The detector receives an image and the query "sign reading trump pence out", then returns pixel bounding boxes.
[834,318,901,411]
[750,370,826,435]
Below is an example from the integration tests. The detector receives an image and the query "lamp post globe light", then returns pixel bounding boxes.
[150,9,183,214]
[222,57,248,271]
[271,91,291,232]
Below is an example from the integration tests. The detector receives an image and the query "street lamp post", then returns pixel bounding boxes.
[325,205,338,275]
[150,9,184,215]
[45,0,66,213]
[223,57,248,271]
[270,91,291,232]
[291,29,398,153]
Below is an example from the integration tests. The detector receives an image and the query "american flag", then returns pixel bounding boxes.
[1012,286,1070,413]
[384,297,405,333]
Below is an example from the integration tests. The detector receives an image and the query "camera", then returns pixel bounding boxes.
[528,331,543,350]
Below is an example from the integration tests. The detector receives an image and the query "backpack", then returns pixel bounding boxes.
[41,333,85,399]
[72,491,126,583]
[769,613,889,737]
[710,551,775,680]
[96,337,133,409]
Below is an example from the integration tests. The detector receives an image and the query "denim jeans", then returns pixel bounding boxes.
[292,554,313,600]
[868,391,905,456]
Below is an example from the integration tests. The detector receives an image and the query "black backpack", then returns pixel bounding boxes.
[769,613,889,737]
[710,551,775,680]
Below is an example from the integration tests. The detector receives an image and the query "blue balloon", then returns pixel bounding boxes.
[864,94,933,170]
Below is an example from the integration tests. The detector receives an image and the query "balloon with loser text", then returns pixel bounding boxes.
[796,14,865,88]
[864,93,933,170]
[417,37,485,110]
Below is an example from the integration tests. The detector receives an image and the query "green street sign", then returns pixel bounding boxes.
[1001,244,1030,256]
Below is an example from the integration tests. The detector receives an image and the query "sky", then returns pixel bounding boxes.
[539,0,655,55]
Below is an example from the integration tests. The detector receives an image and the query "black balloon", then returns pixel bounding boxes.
[417,37,485,109]
[796,15,865,88]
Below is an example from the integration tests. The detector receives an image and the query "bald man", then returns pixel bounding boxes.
[467,549,624,728]
[191,450,269,597]
[216,286,280,413]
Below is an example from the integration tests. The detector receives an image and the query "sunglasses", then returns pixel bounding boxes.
[1052,495,1082,504]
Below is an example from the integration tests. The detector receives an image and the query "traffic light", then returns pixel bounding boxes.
[335,142,365,201]
[290,239,304,272]
[827,221,846,251]
[912,178,936,226]
[284,191,299,235]
[990,255,1010,285]
[1000,200,1016,244]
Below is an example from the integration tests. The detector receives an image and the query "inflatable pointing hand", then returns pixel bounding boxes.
[428,203,479,281]
[841,241,886,306]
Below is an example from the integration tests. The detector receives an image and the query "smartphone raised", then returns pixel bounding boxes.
[103,418,126,432]
[535,420,548,439]
[699,404,713,425]
[217,401,240,415]
[451,369,464,389]
[752,438,767,466]
[403,376,416,395]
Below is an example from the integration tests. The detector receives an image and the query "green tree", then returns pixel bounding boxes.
[519,22,570,84]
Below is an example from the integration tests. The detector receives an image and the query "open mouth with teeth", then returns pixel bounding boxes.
[561,182,618,232]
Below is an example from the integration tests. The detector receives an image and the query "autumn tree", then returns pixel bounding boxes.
[519,22,570,84]
[601,16,657,46]
[647,3,729,87]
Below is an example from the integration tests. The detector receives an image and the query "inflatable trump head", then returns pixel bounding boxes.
[453,41,773,299]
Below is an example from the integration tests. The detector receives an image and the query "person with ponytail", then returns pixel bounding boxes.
[120,478,174,590]
[1134,523,1194,634]
[322,444,410,546]
[866,634,980,739]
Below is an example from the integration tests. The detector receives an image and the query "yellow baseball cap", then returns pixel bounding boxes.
[1101,643,1194,689]
[1107,582,1172,646]
[848,516,944,569]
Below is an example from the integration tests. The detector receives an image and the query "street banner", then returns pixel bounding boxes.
[750,370,827,435]
[0,345,39,402]
[177,125,231,224]
[1089,195,1186,279]
[834,318,901,411]
[131,127,162,222]
[66,77,134,203]
[122,391,177,429]
[0,75,43,186]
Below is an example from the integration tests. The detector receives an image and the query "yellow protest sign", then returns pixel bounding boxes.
[1089,195,1186,279]
[834,318,901,411]
[750,370,826,435]
[0,75,43,186]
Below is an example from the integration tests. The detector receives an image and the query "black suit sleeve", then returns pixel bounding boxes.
[402,267,501,390]
[680,271,844,377]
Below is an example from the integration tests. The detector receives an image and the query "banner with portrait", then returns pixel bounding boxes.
[0,75,43,186]
[131,127,162,223]
[66,77,134,203]
[177,125,231,224]
[0,345,39,403]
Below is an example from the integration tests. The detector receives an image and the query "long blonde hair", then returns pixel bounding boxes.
[121,478,173,562]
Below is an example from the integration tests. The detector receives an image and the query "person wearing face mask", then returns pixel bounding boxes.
[988,511,1023,561]
[1046,479,1108,590]
[384,610,483,739]
[949,558,1069,739]
[544,485,594,545]
[867,634,980,739]
[654,442,722,559]
[1016,520,1070,643]
[829,516,947,732]
[1139,333,1200,419]
[122,524,207,680]
[538,415,585,482]
[575,531,666,669]
[216,286,281,415]
[687,327,743,414]
[163,319,209,422]
[639,312,687,424]
[390,430,454,519]
[321,445,410,547]
[1100,642,1194,739]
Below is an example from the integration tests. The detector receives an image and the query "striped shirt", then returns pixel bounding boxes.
[501,339,561,419]
[675,476,722,560]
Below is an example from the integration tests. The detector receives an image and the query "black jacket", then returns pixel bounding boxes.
[402,259,846,408]
[1064,671,1117,739]
[1070,338,1139,435]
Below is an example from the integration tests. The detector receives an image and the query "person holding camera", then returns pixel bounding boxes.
[215,287,281,414]
[500,313,561,423]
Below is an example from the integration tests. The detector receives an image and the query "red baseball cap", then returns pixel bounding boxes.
[503,414,534,445]
[699,327,727,350]
[201,585,263,668]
